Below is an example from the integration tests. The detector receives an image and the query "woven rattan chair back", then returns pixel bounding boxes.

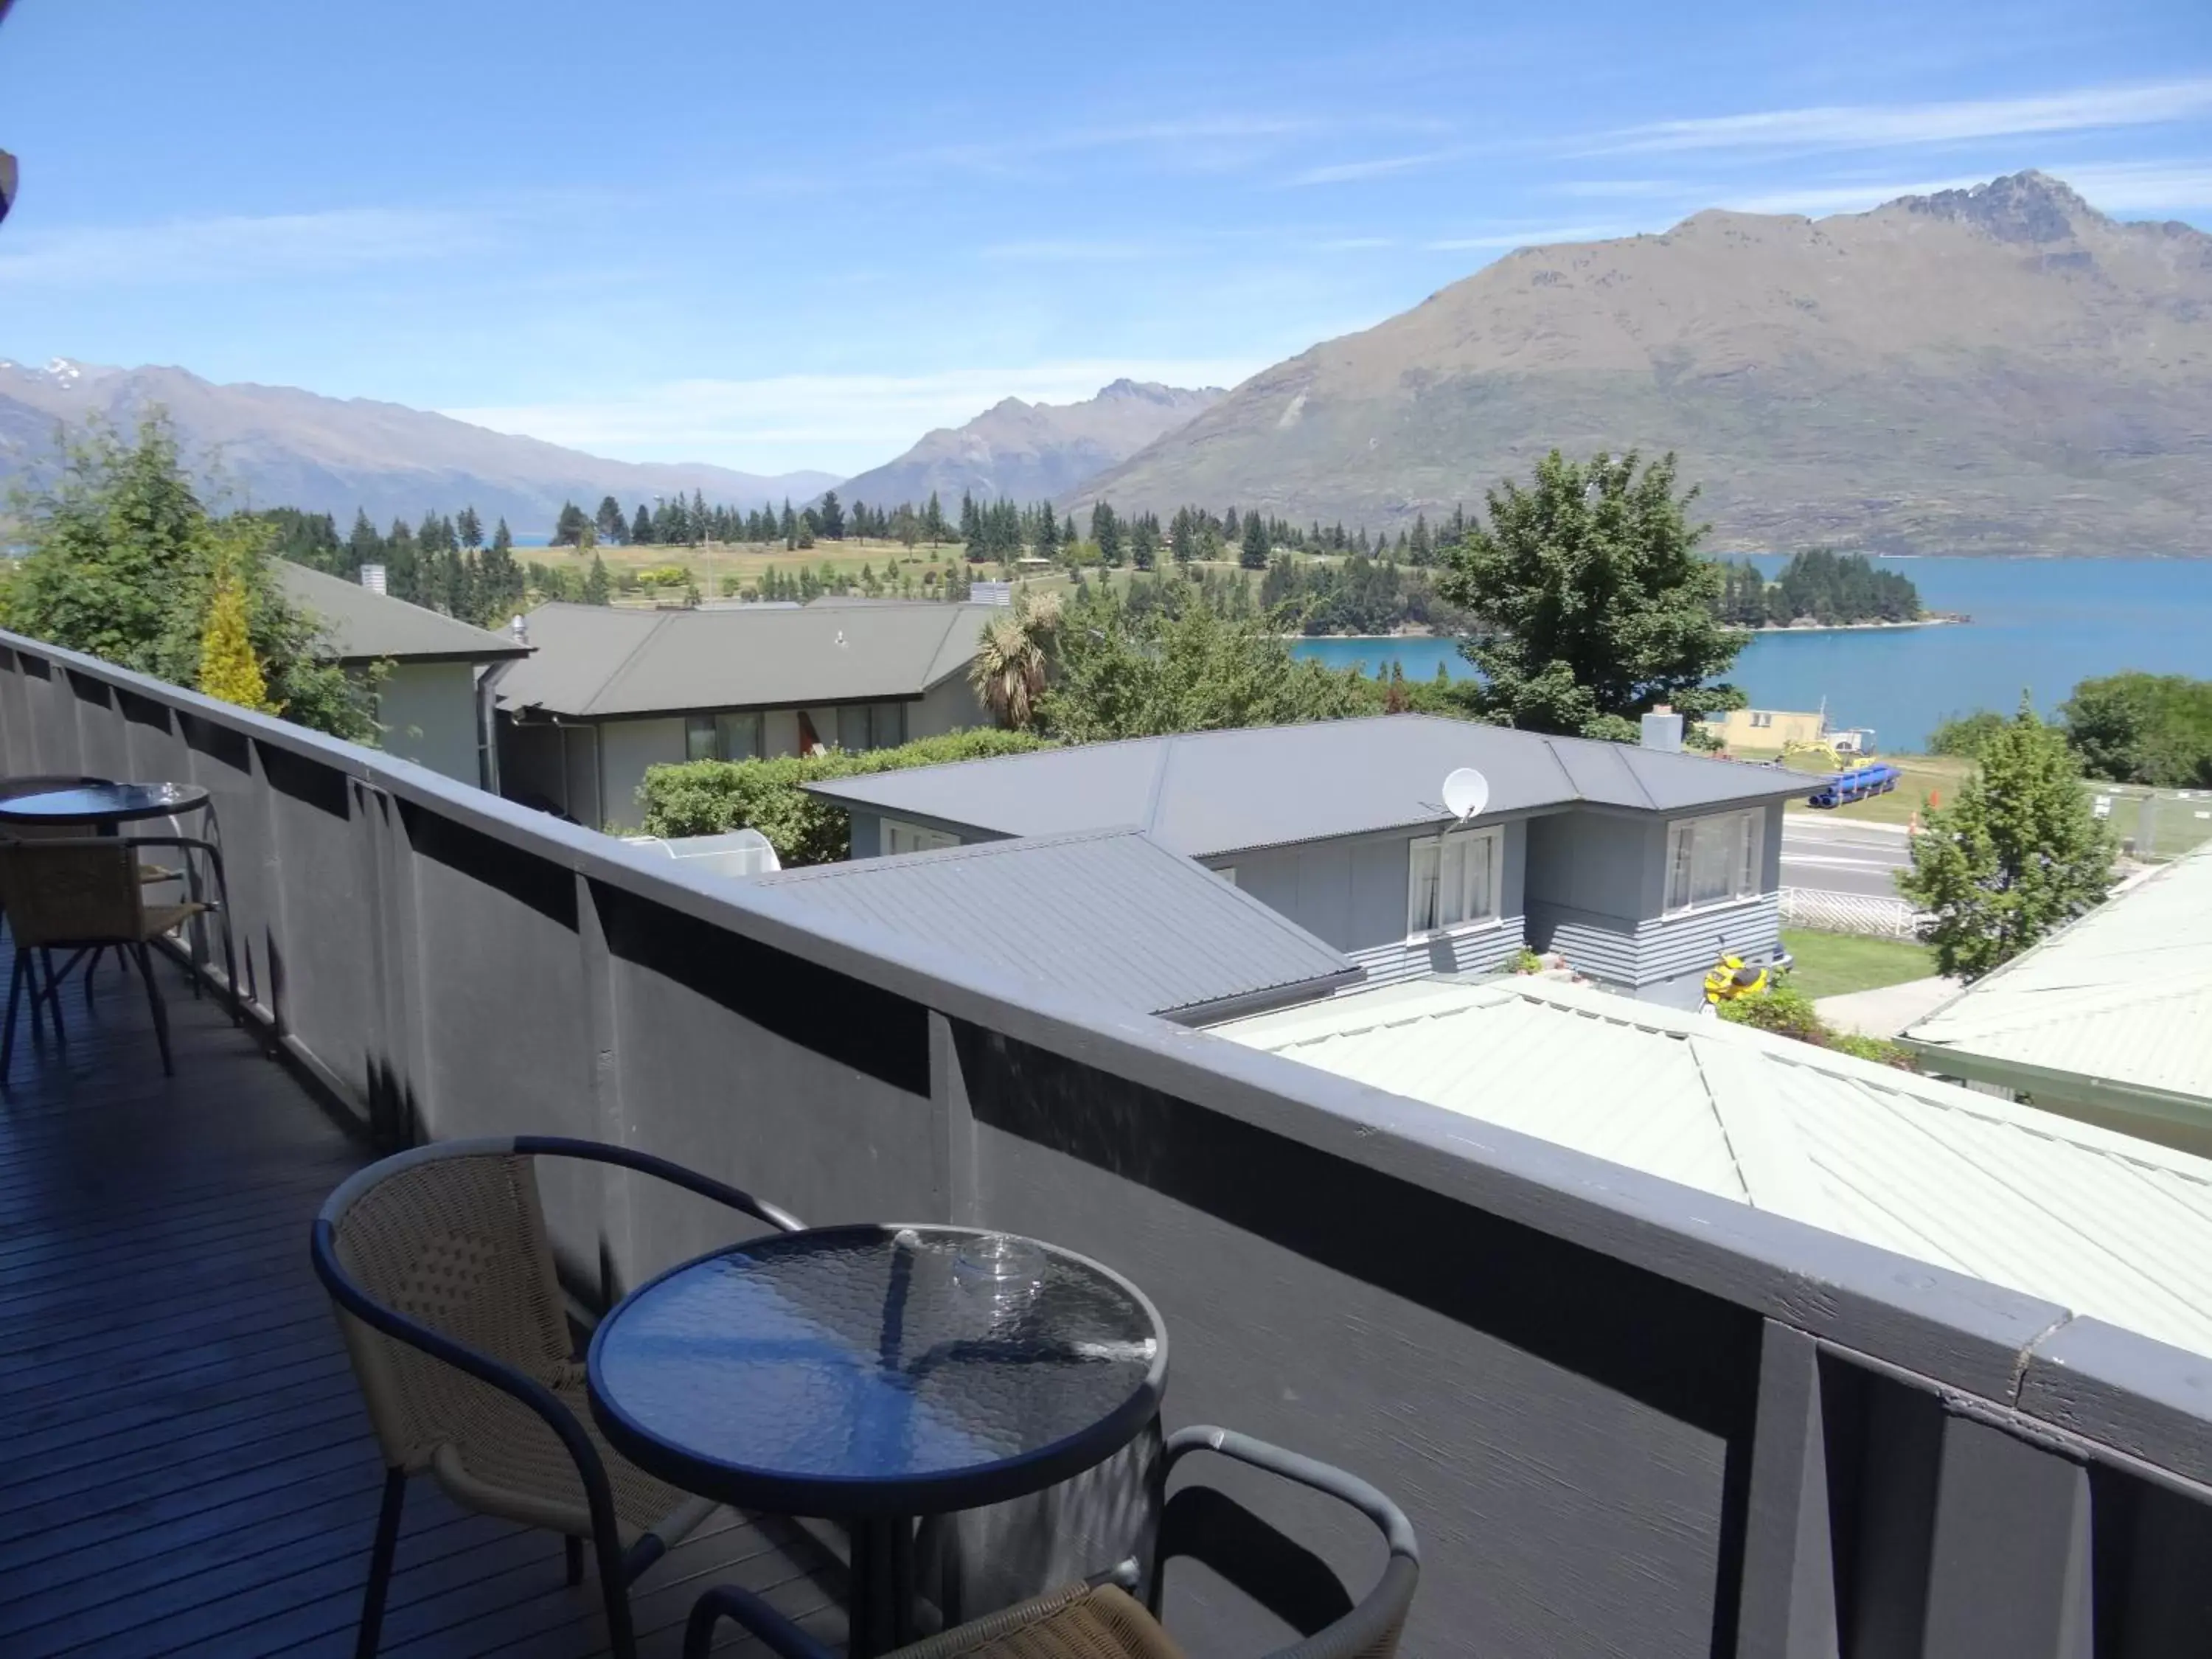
[329,1150,574,1473]
[0,841,145,945]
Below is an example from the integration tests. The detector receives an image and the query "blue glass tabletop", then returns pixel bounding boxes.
[0,781,209,824]
[587,1224,1167,1517]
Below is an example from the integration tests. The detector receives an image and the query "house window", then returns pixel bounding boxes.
[1750,711,1773,729]
[715,711,763,762]
[689,712,764,763]
[838,701,908,751]
[1665,810,1764,914]
[883,818,959,855]
[1406,827,1501,936]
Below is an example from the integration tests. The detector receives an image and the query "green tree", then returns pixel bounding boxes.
[457,505,484,551]
[1091,502,1122,567]
[1436,450,1744,740]
[1239,511,1269,570]
[1898,698,2114,981]
[581,553,612,605]
[476,517,524,625]
[552,501,588,546]
[2,415,373,740]
[630,502,653,545]
[817,490,845,540]
[1927,709,2008,759]
[2060,672,2212,787]
[593,495,626,545]
[1038,583,1374,743]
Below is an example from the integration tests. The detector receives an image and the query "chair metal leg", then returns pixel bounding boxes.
[566,1534,585,1586]
[38,947,64,1043]
[355,1467,406,1659]
[132,943,173,1077]
[1,948,24,1079]
[596,1526,639,1659]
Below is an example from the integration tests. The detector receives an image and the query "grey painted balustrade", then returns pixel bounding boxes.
[1,627,2208,1658]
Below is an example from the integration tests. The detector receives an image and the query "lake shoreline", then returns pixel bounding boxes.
[1287,614,1963,643]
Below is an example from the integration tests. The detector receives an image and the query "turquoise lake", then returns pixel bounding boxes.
[1289,557,2212,752]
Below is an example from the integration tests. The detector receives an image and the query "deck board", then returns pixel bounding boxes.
[0,947,849,1657]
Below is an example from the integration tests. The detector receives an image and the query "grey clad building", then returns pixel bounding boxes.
[276,560,532,789]
[808,712,1809,1006]
[490,601,997,829]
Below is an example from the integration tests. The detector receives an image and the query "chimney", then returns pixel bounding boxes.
[509,613,529,647]
[1641,704,1683,753]
[358,563,387,596]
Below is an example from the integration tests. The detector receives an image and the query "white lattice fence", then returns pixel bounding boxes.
[1779,886,1925,940]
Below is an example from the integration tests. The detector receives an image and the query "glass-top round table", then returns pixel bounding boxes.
[0,780,209,825]
[587,1223,1168,1655]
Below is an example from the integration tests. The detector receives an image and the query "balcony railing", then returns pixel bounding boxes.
[3,625,2209,1657]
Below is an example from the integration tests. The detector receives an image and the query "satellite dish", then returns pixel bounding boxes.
[1441,767,1489,824]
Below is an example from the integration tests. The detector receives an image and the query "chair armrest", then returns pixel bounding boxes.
[514,1134,805,1232]
[683,1583,837,1659]
[1159,1427,1420,1659]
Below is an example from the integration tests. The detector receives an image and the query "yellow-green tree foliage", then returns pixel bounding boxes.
[198,558,274,713]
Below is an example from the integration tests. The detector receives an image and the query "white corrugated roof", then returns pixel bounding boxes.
[1212,975,2212,1357]
[1903,846,2212,1110]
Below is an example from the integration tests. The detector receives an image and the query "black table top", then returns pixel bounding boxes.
[0,782,210,825]
[588,1224,1167,1518]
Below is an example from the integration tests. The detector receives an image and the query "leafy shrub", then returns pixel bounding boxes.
[1927,709,2006,758]
[1717,980,1916,1068]
[1509,947,1545,975]
[637,728,1049,866]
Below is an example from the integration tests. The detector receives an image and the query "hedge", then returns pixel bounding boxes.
[636,728,1050,866]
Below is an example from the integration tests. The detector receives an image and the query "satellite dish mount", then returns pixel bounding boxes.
[1441,767,1490,825]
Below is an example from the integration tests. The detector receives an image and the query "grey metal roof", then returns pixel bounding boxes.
[1903,846,2212,1114]
[278,562,532,664]
[1217,975,2212,1359]
[493,601,997,717]
[746,828,1361,1020]
[810,714,1811,857]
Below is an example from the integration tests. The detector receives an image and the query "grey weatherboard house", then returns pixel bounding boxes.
[276,560,532,790]
[808,713,1809,1005]
[491,601,997,830]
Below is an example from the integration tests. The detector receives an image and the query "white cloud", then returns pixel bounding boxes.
[1290,147,1467,186]
[1716,177,1989,215]
[2052,161,2212,212]
[978,240,1154,262]
[1596,78,2212,155]
[0,206,482,287]
[1316,236,1399,250]
[442,358,1272,476]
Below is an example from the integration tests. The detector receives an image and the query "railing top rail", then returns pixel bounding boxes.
[7,627,2208,1484]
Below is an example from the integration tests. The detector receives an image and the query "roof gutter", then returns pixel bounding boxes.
[1897,1039,2212,1140]
[1169,964,1368,1027]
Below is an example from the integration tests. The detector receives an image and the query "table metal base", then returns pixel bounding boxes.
[847,1515,918,1658]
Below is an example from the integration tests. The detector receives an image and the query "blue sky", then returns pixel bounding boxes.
[1,0,2209,477]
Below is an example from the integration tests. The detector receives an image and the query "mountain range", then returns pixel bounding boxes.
[1073,172,2212,555]
[6,172,2207,554]
[834,379,1222,510]
[0,360,837,531]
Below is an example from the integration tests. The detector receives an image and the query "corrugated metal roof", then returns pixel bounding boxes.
[1214,975,2212,1357]
[493,602,998,717]
[1904,846,2212,1110]
[809,714,1808,855]
[748,828,1360,1020]
[278,563,532,664]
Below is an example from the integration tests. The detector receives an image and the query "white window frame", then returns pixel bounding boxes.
[1405,826,1503,940]
[1663,808,1765,917]
[883,817,959,856]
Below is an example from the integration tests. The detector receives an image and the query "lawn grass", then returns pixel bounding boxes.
[1781,928,1936,1000]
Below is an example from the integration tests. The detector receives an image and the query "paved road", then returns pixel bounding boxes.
[1780,814,1913,899]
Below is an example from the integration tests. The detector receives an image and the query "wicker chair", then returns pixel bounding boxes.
[684,1425,1422,1659]
[0,839,207,1076]
[310,1135,806,1659]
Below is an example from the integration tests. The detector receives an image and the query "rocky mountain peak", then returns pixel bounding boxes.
[1895,170,2099,244]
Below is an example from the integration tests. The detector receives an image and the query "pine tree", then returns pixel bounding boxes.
[630,503,652,546]
[1239,510,1270,570]
[457,506,484,551]
[198,555,274,713]
[818,490,845,541]
[552,501,588,546]
[582,554,612,605]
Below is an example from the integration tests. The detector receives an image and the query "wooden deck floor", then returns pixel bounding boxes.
[0,947,849,1658]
